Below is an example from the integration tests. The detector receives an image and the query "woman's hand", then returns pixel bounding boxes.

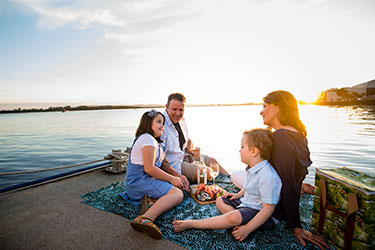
[294,228,330,250]
[301,183,315,194]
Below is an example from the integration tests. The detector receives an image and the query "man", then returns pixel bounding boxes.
[161,93,229,184]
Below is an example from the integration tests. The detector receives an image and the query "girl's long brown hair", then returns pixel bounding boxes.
[135,110,165,142]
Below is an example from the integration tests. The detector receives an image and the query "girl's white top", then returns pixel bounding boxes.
[131,133,164,165]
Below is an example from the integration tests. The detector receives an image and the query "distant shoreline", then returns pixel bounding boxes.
[0,103,260,114]
[2,100,374,114]
[313,99,375,106]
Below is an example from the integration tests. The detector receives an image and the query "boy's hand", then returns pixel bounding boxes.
[232,225,251,242]
[223,192,241,200]
[222,192,235,199]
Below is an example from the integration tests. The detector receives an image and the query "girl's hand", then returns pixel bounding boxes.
[180,175,190,190]
[232,225,251,242]
[170,176,184,189]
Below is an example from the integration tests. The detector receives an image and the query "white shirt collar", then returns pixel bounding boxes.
[246,160,269,175]
[163,109,173,127]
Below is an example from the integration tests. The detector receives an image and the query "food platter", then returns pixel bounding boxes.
[187,184,227,205]
[187,189,216,205]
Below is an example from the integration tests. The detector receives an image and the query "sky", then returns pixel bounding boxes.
[0,0,374,109]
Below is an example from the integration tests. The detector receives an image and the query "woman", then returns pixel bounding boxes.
[261,90,328,250]
[121,109,185,240]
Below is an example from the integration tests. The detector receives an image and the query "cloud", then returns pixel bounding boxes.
[12,0,198,30]
[11,70,24,76]
[128,11,200,35]
[48,75,62,82]
[29,4,124,29]
[11,0,200,55]
[291,0,374,21]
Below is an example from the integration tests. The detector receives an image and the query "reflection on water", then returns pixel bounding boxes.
[299,105,375,183]
[0,105,374,188]
[185,105,375,184]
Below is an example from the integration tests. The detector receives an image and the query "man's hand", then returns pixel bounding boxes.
[191,147,200,162]
[186,139,193,154]
[294,228,330,250]
[232,225,251,242]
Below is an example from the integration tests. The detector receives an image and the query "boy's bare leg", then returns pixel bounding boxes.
[173,210,242,232]
[216,196,236,214]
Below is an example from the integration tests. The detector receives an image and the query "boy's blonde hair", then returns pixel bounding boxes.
[243,128,273,160]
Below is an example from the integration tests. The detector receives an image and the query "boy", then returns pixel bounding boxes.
[173,128,282,242]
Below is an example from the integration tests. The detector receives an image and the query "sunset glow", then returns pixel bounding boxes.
[0,0,374,109]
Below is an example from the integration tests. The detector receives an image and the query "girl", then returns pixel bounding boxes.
[121,109,185,240]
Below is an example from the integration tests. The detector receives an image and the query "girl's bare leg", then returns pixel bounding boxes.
[173,210,242,232]
[143,187,183,221]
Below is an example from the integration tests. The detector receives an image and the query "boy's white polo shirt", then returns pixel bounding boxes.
[239,160,282,211]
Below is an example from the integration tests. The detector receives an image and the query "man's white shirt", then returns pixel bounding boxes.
[160,109,189,173]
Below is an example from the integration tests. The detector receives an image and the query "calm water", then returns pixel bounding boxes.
[0,105,374,189]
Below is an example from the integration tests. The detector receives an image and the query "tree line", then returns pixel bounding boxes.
[0,105,164,114]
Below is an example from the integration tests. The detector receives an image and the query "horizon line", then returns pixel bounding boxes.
[0,102,266,112]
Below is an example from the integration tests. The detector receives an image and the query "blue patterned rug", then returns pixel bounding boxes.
[81,175,322,250]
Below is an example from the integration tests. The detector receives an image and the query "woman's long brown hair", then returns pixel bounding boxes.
[263,90,307,137]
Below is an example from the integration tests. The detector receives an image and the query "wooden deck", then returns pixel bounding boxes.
[0,169,186,250]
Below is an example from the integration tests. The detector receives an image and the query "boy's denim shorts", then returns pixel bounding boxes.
[221,196,275,230]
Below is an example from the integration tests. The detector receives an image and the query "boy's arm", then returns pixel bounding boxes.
[237,188,245,197]
[232,203,275,242]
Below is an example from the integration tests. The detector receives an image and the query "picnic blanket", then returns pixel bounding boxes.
[81,175,322,250]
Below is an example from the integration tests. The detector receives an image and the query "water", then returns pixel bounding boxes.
[0,105,374,189]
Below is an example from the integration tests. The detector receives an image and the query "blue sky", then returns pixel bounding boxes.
[0,0,374,109]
